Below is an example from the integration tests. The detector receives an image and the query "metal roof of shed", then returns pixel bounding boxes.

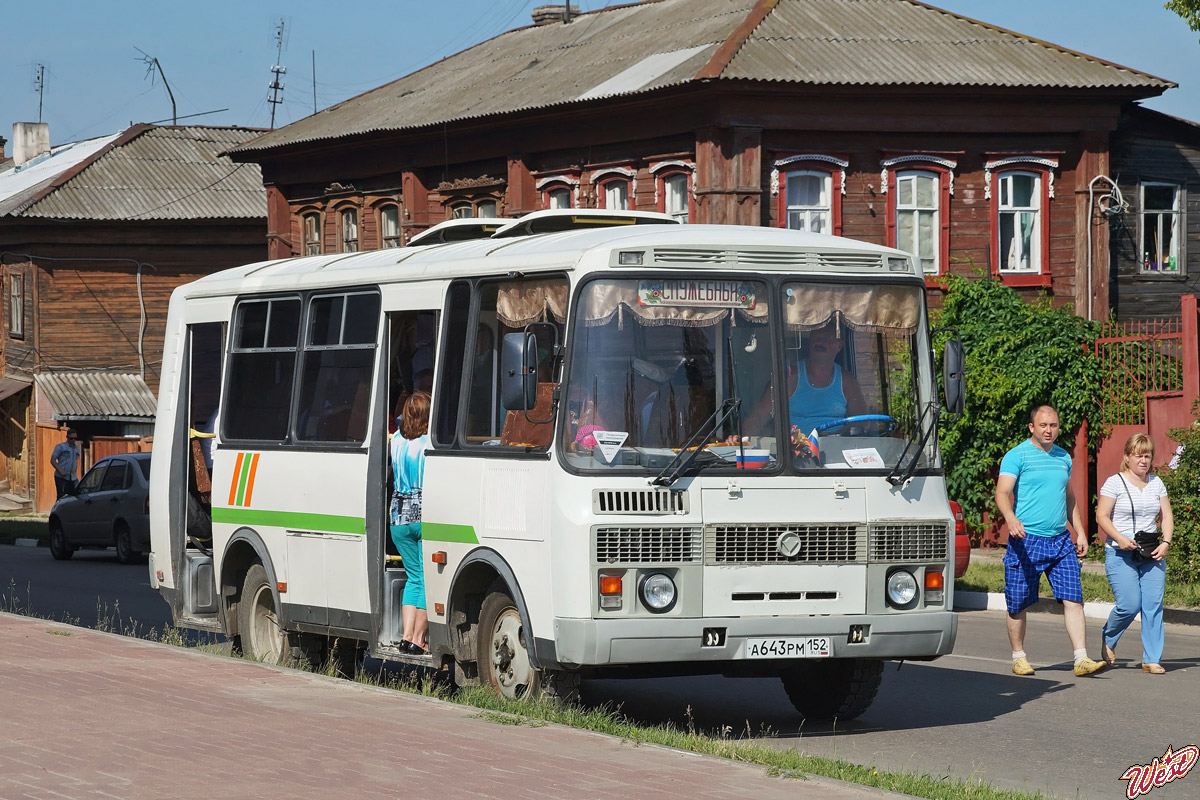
[231,0,1173,156]
[37,372,158,421]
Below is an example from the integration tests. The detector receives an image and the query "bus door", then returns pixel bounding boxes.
[178,320,224,621]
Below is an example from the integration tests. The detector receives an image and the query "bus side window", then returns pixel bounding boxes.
[434,282,471,447]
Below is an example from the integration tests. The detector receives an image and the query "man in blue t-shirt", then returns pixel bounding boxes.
[995,404,1105,678]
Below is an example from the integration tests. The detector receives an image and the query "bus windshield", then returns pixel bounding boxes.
[561,276,929,474]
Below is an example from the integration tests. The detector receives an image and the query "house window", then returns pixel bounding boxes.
[895,172,939,274]
[1140,182,1182,273]
[9,273,24,338]
[601,179,630,210]
[302,212,321,256]
[450,199,499,218]
[784,170,832,233]
[340,208,359,253]
[380,205,401,248]
[996,172,1042,274]
[662,173,690,223]
[547,186,572,209]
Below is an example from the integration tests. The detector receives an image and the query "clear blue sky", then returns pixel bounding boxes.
[3,1,1198,146]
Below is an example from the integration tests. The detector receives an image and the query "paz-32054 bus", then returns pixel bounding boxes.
[149,221,963,720]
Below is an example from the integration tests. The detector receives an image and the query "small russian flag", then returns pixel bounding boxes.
[803,428,820,458]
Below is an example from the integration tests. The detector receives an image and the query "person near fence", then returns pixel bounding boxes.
[1096,433,1173,674]
[994,404,1106,677]
[389,391,431,655]
[50,429,81,499]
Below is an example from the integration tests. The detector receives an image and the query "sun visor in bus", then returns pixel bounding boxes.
[784,285,920,335]
[496,279,568,328]
[579,280,769,328]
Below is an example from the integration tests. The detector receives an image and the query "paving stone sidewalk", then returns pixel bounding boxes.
[0,612,909,800]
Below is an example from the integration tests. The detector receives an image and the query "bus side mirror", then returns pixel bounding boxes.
[501,332,538,411]
[943,338,965,415]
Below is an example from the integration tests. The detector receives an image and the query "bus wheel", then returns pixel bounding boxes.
[478,588,542,701]
[238,564,294,667]
[779,658,883,722]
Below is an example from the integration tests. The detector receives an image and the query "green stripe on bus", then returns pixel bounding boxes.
[422,522,479,544]
[234,456,251,506]
[212,507,366,535]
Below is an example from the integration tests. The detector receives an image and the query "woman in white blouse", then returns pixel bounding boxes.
[1096,433,1174,674]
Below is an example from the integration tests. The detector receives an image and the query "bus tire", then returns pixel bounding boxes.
[779,658,884,722]
[238,564,295,667]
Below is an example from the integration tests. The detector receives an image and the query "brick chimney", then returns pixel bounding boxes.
[13,122,51,166]
[531,5,580,25]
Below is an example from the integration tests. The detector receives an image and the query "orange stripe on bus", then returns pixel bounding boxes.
[244,453,261,507]
[229,452,245,506]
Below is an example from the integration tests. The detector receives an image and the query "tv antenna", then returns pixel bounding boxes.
[135,48,177,124]
[32,63,46,123]
[267,17,289,129]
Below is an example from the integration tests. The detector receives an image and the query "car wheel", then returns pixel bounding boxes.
[115,522,138,564]
[49,520,75,561]
[237,563,295,666]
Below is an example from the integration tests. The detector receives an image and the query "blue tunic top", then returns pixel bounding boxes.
[390,433,429,496]
[788,361,847,433]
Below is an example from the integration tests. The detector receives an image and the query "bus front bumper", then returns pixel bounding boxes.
[551,611,957,668]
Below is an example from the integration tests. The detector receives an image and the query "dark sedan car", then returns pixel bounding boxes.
[49,452,151,564]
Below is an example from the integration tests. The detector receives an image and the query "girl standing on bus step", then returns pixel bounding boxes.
[390,391,431,654]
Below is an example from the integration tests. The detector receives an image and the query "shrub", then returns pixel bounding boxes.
[934,273,1104,531]
[1159,410,1200,585]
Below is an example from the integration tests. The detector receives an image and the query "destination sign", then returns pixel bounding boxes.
[638,280,755,309]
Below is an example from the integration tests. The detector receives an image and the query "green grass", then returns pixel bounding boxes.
[954,560,1200,609]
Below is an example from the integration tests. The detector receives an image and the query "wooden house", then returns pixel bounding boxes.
[0,123,267,510]
[229,0,1175,328]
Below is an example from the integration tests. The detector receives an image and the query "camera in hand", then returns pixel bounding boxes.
[1132,530,1160,562]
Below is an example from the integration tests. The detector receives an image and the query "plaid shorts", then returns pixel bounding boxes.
[1003,531,1082,614]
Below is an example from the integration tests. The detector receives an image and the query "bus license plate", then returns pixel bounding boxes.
[745,636,831,658]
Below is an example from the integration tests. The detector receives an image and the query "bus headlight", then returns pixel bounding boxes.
[639,572,677,613]
[886,569,918,608]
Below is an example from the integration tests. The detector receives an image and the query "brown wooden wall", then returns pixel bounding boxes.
[1110,128,1200,322]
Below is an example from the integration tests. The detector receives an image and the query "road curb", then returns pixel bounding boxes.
[955,591,1200,626]
[0,537,46,548]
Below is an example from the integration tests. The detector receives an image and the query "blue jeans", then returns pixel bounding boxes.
[389,523,425,610]
[1102,546,1165,664]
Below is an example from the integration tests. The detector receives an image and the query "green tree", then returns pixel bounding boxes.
[934,274,1104,531]
[1166,0,1200,39]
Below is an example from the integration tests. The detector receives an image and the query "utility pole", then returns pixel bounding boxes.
[312,50,317,116]
[267,18,288,129]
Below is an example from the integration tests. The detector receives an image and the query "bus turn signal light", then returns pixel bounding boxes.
[925,571,944,590]
[431,551,447,564]
[600,576,623,595]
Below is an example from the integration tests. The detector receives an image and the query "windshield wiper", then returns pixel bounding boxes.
[651,398,741,487]
[886,401,939,488]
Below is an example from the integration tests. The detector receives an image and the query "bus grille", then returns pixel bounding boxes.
[705,524,865,564]
[868,522,949,561]
[595,526,701,564]
[592,488,689,515]
[651,248,883,270]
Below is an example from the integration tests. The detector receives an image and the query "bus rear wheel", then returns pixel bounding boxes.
[238,564,295,667]
[477,587,579,704]
[779,658,884,722]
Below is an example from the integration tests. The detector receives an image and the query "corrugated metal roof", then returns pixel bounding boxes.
[37,372,158,420]
[22,126,267,220]
[0,133,123,217]
[232,0,1173,156]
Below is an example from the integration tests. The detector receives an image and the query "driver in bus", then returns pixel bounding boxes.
[737,318,867,440]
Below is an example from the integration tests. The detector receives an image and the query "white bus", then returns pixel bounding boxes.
[149,222,963,720]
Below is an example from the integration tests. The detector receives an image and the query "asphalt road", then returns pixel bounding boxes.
[4,542,1197,799]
